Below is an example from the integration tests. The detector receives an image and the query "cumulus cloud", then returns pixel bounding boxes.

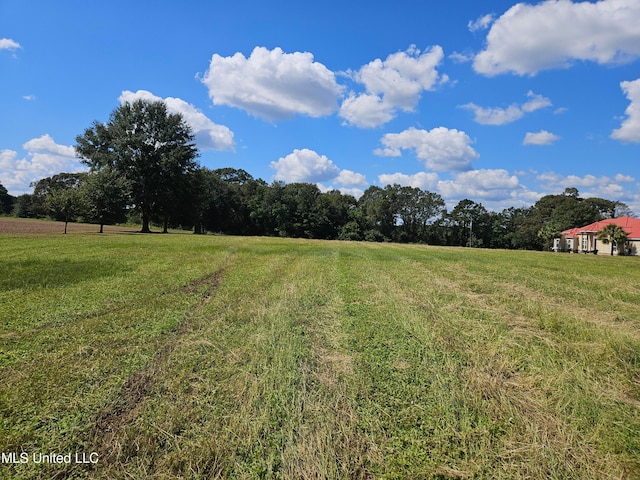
[335,187,366,199]
[537,171,637,206]
[461,91,552,125]
[374,127,479,172]
[523,130,561,145]
[473,0,640,76]
[339,45,445,128]
[376,168,533,209]
[270,149,339,183]
[0,135,86,195]
[335,169,368,186]
[119,90,234,151]
[201,46,343,121]
[339,93,395,129]
[614,173,635,183]
[468,14,495,32]
[0,38,21,51]
[438,169,520,201]
[611,78,640,143]
[269,148,367,189]
[378,172,439,190]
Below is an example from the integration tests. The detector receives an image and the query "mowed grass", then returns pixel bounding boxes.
[0,230,639,479]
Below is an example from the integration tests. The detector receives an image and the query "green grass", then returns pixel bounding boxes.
[1,231,639,479]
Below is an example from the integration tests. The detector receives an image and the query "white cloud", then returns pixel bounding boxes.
[201,46,343,121]
[521,91,553,113]
[473,0,640,76]
[611,78,640,143]
[339,45,445,128]
[339,93,395,129]
[118,90,234,151]
[270,149,367,189]
[378,172,439,190]
[23,95,36,101]
[523,130,561,145]
[438,169,521,201]
[335,169,368,186]
[0,38,21,51]
[468,14,495,32]
[316,183,366,199]
[374,127,479,172]
[23,134,76,157]
[615,173,635,183]
[449,52,473,63]
[375,168,534,210]
[271,149,340,183]
[0,135,86,195]
[461,103,523,125]
[461,91,551,125]
[339,187,366,199]
[536,171,638,208]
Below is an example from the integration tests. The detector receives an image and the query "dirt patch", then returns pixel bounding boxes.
[0,217,138,234]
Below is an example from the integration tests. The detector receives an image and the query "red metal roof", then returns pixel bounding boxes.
[561,216,640,239]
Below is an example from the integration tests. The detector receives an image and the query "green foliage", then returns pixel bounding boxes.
[0,182,14,214]
[10,194,33,218]
[28,173,89,232]
[597,223,629,255]
[13,143,634,251]
[76,99,199,232]
[45,187,87,233]
[83,167,130,232]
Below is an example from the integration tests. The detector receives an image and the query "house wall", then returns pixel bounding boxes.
[554,234,640,255]
[554,236,577,252]
[625,239,639,256]
[578,233,597,253]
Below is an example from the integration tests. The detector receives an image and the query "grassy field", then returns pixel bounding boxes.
[1,224,639,479]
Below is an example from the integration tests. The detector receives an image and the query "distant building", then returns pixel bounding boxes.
[554,216,640,256]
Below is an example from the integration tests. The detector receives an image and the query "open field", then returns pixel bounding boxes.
[0,217,139,235]
[1,226,639,479]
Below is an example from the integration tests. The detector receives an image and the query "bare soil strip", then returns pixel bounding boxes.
[0,217,138,234]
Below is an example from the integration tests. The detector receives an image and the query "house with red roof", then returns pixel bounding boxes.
[554,216,640,255]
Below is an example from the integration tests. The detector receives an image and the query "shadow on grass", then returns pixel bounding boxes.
[1,258,129,291]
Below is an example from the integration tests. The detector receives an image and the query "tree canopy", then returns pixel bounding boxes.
[13,117,637,251]
[76,99,199,233]
[0,182,14,215]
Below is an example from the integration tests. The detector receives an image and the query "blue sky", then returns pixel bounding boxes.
[1,0,639,212]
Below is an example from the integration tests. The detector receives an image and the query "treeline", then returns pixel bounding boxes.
[0,99,631,248]
[1,171,629,250]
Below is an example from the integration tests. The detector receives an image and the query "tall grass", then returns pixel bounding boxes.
[1,232,638,478]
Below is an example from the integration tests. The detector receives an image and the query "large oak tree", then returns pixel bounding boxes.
[76,99,199,233]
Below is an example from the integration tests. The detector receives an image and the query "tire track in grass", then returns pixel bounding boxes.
[73,242,303,478]
[76,252,236,475]
[86,240,372,479]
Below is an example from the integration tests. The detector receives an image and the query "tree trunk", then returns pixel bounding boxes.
[163,216,169,234]
[141,213,151,233]
[64,220,68,234]
[99,223,104,234]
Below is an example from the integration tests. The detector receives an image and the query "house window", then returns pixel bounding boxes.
[582,236,588,251]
